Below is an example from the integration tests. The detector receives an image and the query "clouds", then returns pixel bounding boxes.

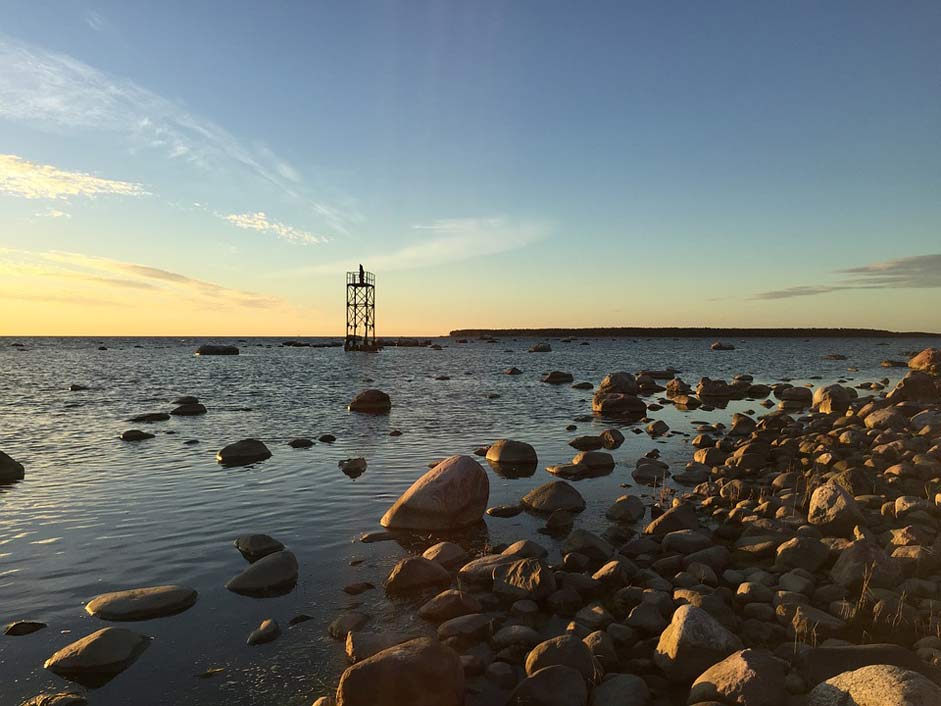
[223,212,327,245]
[754,254,941,300]
[0,154,146,200]
[302,217,548,274]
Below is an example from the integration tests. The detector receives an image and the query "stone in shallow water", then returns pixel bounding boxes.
[195,344,238,355]
[288,437,314,448]
[384,557,451,594]
[119,429,155,442]
[521,481,585,514]
[21,692,88,706]
[0,450,25,482]
[5,620,46,635]
[44,627,150,688]
[128,412,170,423]
[247,618,280,645]
[216,439,271,467]
[225,550,298,597]
[85,585,197,621]
[234,534,284,562]
[348,389,391,413]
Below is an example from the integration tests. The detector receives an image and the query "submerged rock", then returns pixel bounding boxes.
[339,458,368,478]
[380,455,489,530]
[0,450,25,482]
[44,627,150,687]
[120,429,154,442]
[542,371,574,384]
[247,618,280,645]
[234,534,284,562]
[225,550,298,596]
[170,402,207,416]
[128,412,170,423]
[85,585,197,621]
[288,437,314,448]
[348,389,392,413]
[5,620,46,636]
[216,439,271,467]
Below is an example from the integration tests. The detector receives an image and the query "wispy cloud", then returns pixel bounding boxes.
[222,212,327,245]
[299,217,548,274]
[753,253,941,300]
[0,34,354,232]
[38,208,72,219]
[84,11,107,33]
[0,248,286,309]
[0,154,146,200]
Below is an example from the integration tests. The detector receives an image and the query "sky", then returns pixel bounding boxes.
[1,1,940,335]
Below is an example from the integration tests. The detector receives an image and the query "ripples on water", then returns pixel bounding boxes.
[0,335,936,705]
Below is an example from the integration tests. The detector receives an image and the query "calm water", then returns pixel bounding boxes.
[1,335,936,705]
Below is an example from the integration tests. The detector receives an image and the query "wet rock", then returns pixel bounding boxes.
[543,371,574,384]
[85,585,197,621]
[600,429,625,449]
[381,455,489,530]
[43,627,150,687]
[384,557,451,594]
[216,439,271,467]
[807,664,941,706]
[319,433,337,443]
[5,620,46,635]
[592,393,646,418]
[422,541,469,569]
[458,554,519,586]
[570,435,604,451]
[525,634,596,684]
[234,534,284,562]
[654,605,743,682]
[688,648,787,706]
[417,589,482,622]
[522,481,586,514]
[170,402,207,416]
[335,637,463,706]
[339,458,367,478]
[644,503,700,536]
[510,665,588,706]
[343,582,375,595]
[487,504,523,518]
[288,438,314,448]
[505,367,523,375]
[561,529,614,563]
[247,618,280,645]
[437,613,493,642]
[888,371,940,403]
[348,389,391,413]
[195,344,238,355]
[711,342,735,351]
[225,550,298,596]
[119,429,155,442]
[0,450,25,482]
[128,412,171,423]
[172,395,199,405]
[21,693,87,706]
[329,612,369,639]
[571,450,615,471]
[487,439,538,466]
[572,382,593,390]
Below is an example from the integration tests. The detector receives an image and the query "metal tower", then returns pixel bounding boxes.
[345,268,378,351]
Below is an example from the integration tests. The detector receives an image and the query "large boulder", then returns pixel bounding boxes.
[348,389,391,413]
[44,627,150,687]
[688,648,788,706]
[807,482,865,537]
[813,385,851,414]
[216,439,271,467]
[509,665,588,706]
[654,605,743,682]
[525,634,596,684]
[225,550,298,596]
[384,557,451,594]
[592,393,646,418]
[85,585,197,621]
[597,372,639,395]
[908,348,941,376]
[0,450,25,482]
[522,481,586,514]
[888,371,940,402]
[380,455,489,530]
[807,664,941,706]
[335,637,463,706]
[829,540,901,590]
[486,440,537,466]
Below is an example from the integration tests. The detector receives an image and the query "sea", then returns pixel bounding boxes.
[1,335,937,705]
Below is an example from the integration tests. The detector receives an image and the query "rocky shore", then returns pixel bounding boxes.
[6,345,941,706]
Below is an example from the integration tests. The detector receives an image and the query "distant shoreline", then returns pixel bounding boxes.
[449,327,941,338]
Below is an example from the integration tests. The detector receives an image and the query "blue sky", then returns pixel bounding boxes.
[1,1,939,334]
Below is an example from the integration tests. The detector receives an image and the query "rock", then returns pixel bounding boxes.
[195,344,238,355]
[437,613,492,641]
[172,395,199,405]
[339,458,367,478]
[888,371,940,402]
[120,429,154,442]
[343,582,375,595]
[234,534,284,562]
[380,455,489,530]
[348,389,392,413]
[170,402,207,416]
[813,385,851,414]
[592,393,646,418]
[808,482,865,537]
[644,503,700,536]
[509,665,588,706]
[711,342,735,351]
[345,632,413,663]
[654,605,743,682]
[598,372,639,395]
[422,541,469,569]
[505,366,524,375]
[487,504,523,518]
[570,435,604,451]
[688,648,788,706]
[458,553,519,586]
[247,618,280,645]
[909,348,941,376]
[43,627,150,687]
[329,612,370,639]
[493,558,557,601]
[0,450,25,482]
[418,589,482,622]
[525,634,596,684]
[335,637,463,706]
[543,371,574,384]
[522,481,586,514]
[503,539,549,559]
[829,540,901,590]
[487,439,538,465]
[807,664,941,706]
[128,412,171,423]
[384,557,451,594]
[795,643,941,686]
[572,382,593,390]
[572,451,615,471]
[225,550,298,596]
[606,495,645,523]
[776,536,829,573]
[5,620,46,636]
[530,343,552,353]
[600,429,625,449]
[85,585,197,621]
[319,434,337,443]
[561,530,614,563]
[216,439,271,467]
[21,693,88,706]
[288,437,315,448]
[775,603,846,641]
[589,674,649,706]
